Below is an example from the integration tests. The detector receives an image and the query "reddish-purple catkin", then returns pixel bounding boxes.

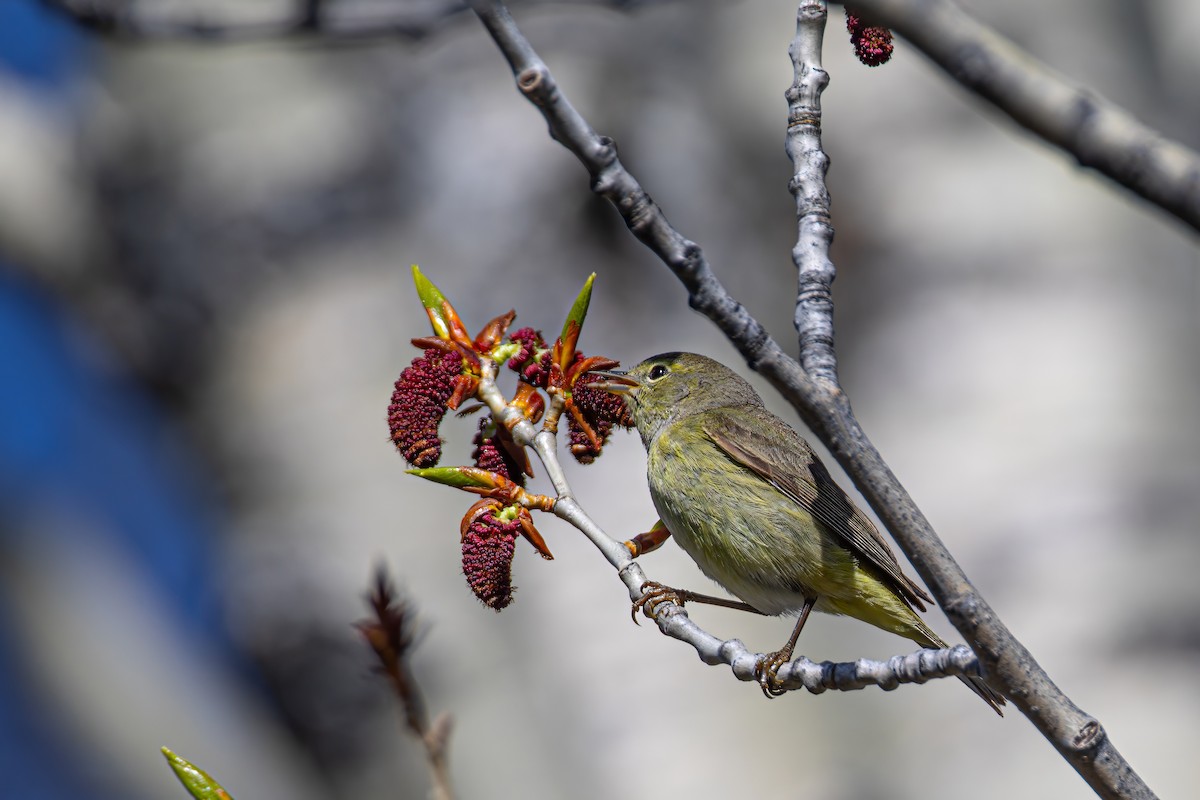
[568,378,635,464]
[461,512,519,610]
[507,327,552,388]
[388,348,462,467]
[471,417,525,485]
[846,10,894,67]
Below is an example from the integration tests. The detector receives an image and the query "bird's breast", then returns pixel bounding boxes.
[646,420,832,614]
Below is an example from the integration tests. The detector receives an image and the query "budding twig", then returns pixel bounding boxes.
[393,265,987,691]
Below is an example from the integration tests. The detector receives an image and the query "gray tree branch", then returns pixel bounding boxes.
[839,0,1200,234]
[785,3,838,384]
[468,1,1156,798]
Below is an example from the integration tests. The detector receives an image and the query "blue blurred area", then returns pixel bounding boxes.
[0,604,96,798]
[0,0,84,89]
[0,270,234,800]
[0,270,228,636]
[0,4,97,794]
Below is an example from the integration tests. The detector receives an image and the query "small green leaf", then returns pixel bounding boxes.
[412,265,450,339]
[412,264,446,309]
[407,466,498,490]
[490,340,521,365]
[495,504,522,522]
[560,273,596,343]
[161,747,235,800]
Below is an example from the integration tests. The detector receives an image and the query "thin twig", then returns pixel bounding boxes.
[837,0,1200,234]
[470,356,992,694]
[467,1,1155,798]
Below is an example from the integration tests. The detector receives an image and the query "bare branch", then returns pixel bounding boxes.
[837,0,1200,234]
[786,2,838,384]
[467,0,802,385]
[467,1,1157,798]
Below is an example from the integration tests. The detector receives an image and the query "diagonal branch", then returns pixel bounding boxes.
[467,0,811,396]
[837,0,1200,234]
[467,1,1156,798]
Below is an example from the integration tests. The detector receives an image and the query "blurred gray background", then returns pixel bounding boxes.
[1,0,1197,798]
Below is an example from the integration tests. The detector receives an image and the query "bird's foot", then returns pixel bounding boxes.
[754,650,792,699]
[631,580,686,624]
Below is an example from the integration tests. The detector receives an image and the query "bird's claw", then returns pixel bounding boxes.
[630,580,685,625]
[755,650,791,699]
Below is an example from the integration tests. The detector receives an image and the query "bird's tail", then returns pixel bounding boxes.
[827,578,1006,715]
[916,624,1006,716]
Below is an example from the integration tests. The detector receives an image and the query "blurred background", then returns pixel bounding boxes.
[1,0,1197,798]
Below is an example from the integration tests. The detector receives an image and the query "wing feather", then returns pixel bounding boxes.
[702,408,933,610]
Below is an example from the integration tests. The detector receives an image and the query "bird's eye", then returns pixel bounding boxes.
[648,364,669,380]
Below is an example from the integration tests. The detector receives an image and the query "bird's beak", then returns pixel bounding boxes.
[585,370,640,397]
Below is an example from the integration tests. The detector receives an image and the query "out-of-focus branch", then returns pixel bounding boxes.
[839,0,1200,234]
[358,566,454,800]
[41,0,667,44]
[467,1,1156,798]
[42,0,455,42]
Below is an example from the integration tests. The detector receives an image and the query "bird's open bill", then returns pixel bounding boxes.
[585,371,640,395]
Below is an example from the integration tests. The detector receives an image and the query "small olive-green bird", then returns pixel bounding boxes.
[606,352,1004,713]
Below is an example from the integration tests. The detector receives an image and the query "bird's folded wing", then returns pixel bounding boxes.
[703,408,933,610]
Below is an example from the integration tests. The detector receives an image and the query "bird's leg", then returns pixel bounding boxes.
[624,522,765,622]
[755,595,818,698]
[631,581,765,624]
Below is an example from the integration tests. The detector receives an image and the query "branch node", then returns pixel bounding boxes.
[622,189,657,233]
[787,111,821,131]
[517,65,546,96]
[1072,720,1105,752]
[593,135,618,165]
